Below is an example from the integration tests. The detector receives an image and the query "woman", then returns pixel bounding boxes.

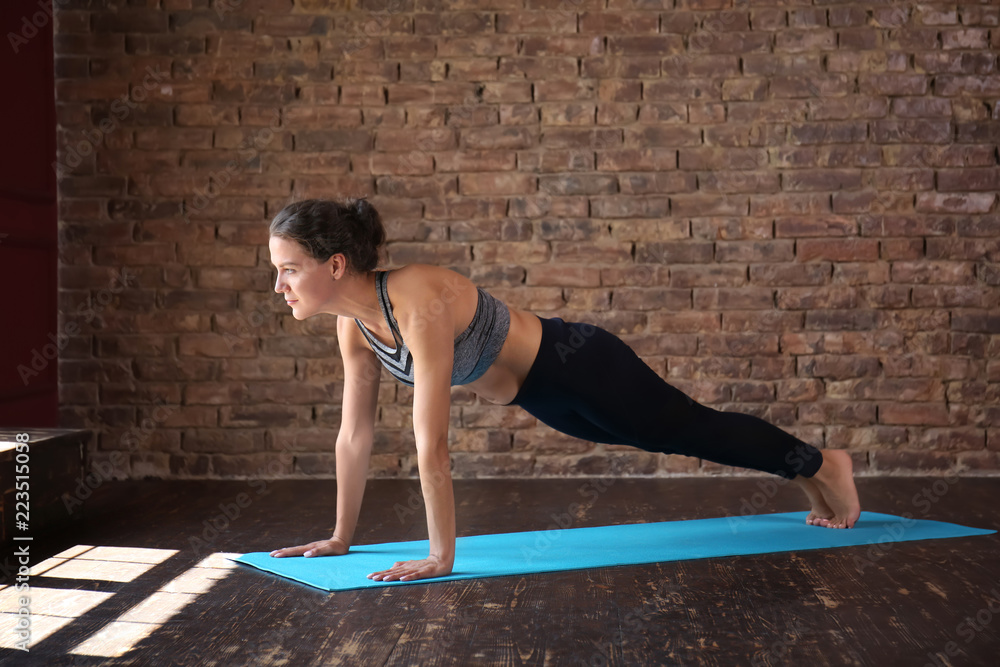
[267,198,861,583]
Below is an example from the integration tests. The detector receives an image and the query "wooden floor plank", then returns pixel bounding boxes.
[1,477,998,666]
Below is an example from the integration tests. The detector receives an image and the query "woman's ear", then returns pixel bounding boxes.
[328,253,348,280]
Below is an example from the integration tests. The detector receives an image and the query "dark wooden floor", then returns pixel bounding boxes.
[2,476,999,666]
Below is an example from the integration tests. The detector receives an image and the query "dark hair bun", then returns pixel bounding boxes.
[269,198,386,273]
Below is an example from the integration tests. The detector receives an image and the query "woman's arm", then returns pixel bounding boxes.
[331,315,383,546]
[368,282,457,582]
[270,315,381,558]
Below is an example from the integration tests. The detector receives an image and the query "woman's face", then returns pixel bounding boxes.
[269,236,336,320]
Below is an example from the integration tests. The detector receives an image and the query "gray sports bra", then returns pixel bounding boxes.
[354,270,511,387]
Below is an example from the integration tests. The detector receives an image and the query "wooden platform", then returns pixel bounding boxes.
[2,476,999,665]
[0,429,89,544]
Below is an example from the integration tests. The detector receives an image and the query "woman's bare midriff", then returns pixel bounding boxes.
[464,307,543,405]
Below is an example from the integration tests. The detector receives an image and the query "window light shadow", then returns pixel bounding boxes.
[0,546,238,658]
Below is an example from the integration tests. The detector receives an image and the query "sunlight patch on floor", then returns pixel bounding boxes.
[0,546,238,657]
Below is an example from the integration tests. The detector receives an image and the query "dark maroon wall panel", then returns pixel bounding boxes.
[0,0,58,426]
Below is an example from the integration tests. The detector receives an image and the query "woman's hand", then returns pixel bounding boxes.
[269,536,349,558]
[367,555,452,582]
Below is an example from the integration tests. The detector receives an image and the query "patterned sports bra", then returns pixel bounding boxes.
[354,270,511,387]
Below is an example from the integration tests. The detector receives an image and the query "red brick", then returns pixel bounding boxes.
[94,10,170,34]
[177,244,258,267]
[692,30,770,56]
[716,240,794,265]
[497,104,536,126]
[541,173,618,195]
[453,453,535,477]
[460,172,536,196]
[612,288,691,312]
[597,149,677,171]
[423,197,505,221]
[670,265,746,288]
[378,175,457,198]
[527,266,601,287]
[437,35,517,57]
[183,429,265,454]
[540,104,597,125]
[179,334,256,358]
[937,168,1000,192]
[580,12,659,34]
[55,33,125,55]
[916,192,996,214]
[881,403,952,426]
[388,243,471,265]
[522,35,603,57]
[582,56,660,79]
[951,312,1000,334]
[552,242,632,264]
[597,102,638,125]
[871,450,955,473]
[775,216,856,238]
[474,242,550,264]
[699,171,777,195]
[211,452,294,477]
[702,333,779,356]
[892,261,976,284]
[941,28,989,50]
[667,356,745,380]
[508,195,587,218]
[694,287,774,311]
[51,0,1000,481]
[796,239,879,262]
[609,220,687,243]
[126,35,206,56]
[496,12,576,34]
[673,194,747,217]
[721,310,804,333]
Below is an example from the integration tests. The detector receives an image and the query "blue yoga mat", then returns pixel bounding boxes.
[232,511,995,592]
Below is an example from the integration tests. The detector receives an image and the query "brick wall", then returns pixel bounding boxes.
[49,0,999,480]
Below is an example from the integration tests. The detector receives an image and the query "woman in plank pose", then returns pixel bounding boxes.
[267,198,861,583]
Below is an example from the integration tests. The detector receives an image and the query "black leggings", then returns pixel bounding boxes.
[507,316,823,479]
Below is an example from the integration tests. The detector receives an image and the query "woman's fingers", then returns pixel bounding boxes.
[368,566,408,581]
[269,540,341,558]
[367,558,443,582]
[269,544,309,558]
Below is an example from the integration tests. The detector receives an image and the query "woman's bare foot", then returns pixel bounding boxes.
[809,449,861,529]
[790,475,835,526]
